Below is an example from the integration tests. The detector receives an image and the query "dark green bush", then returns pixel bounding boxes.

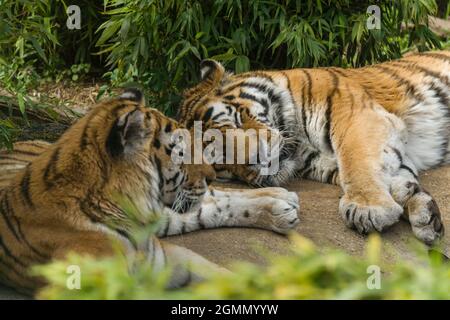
[0,0,444,146]
[97,0,441,113]
[0,0,105,71]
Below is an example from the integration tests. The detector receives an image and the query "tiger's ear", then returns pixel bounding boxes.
[106,108,148,157]
[179,60,225,118]
[119,88,144,106]
[200,59,225,82]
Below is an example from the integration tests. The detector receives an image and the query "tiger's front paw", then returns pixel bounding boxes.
[339,196,403,234]
[264,192,300,234]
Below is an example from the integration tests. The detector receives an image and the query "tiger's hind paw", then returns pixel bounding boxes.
[406,193,445,246]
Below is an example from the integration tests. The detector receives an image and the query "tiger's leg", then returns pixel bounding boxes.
[157,187,300,237]
[147,237,229,288]
[53,231,227,289]
[389,158,444,245]
[335,103,444,242]
[297,149,340,185]
[334,105,406,234]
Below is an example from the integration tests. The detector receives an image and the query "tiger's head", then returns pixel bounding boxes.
[12,89,215,216]
[81,89,216,213]
[177,60,298,186]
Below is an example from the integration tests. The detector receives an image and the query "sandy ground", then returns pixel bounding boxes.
[167,166,450,265]
[1,165,448,299]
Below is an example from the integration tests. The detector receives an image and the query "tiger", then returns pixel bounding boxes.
[0,88,300,295]
[177,51,450,246]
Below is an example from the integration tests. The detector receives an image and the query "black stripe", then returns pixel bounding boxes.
[153,138,161,149]
[0,160,29,166]
[324,70,340,152]
[9,149,40,156]
[430,81,450,107]
[233,109,240,125]
[164,122,173,133]
[239,92,259,104]
[299,150,319,176]
[0,255,34,291]
[10,216,48,260]
[400,164,418,179]
[300,70,312,143]
[420,52,450,63]
[324,102,333,151]
[329,68,347,77]
[346,83,355,116]
[43,147,61,189]
[80,103,128,150]
[217,82,245,96]
[251,81,281,105]
[197,208,205,229]
[20,166,33,208]
[229,101,241,109]
[368,210,375,231]
[330,68,373,99]
[153,156,165,192]
[79,118,94,150]
[303,70,313,106]
[211,112,227,121]
[0,235,26,267]
[279,71,295,131]
[202,107,214,123]
[0,154,30,163]
[163,218,171,236]
[166,171,180,185]
[240,82,280,105]
[371,65,425,102]
[345,208,352,221]
[4,189,48,260]
[0,195,21,242]
[391,147,403,163]
[79,198,102,223]
[21,141,50,149]
[225,105,233,115]
[200,60,216,80]
[116,228,137,249]
[178,96,201,121]
[392,60,450,87]
[326,169,337,184]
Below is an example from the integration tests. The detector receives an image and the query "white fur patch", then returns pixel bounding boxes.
[402,78,450,170]
[120,91,138,100]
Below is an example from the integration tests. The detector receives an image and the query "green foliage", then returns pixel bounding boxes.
[97,0,441,114]
[33,251,183,300]
[193,235,450,299]
[0,0,105,71]
[34,234,450,300]
[0,0,106,147]
[0,118,17,149]
[0,0,446,145]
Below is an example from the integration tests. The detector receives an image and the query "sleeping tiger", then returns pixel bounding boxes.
[0,89,299,295]
[177,51,450,245]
